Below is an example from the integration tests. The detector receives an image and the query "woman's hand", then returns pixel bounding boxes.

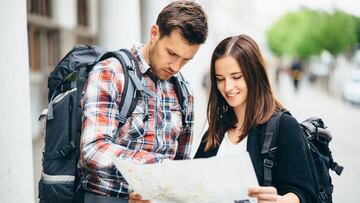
[248,187,300,203]
[129,192,150,203]
[248,186,278,202]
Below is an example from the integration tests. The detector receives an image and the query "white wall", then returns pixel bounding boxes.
[98,0,141,50]
[140,0,170,43]
[0,0,34,202]
[52,0,77,29]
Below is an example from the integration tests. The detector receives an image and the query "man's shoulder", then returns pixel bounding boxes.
[89,56,127,79]
[173,72,193,96]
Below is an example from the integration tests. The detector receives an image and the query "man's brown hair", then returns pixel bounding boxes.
[156,1,208,45]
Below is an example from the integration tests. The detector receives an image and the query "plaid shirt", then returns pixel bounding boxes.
[78,45,194,197]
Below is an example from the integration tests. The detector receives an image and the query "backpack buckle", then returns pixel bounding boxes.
[263,159,273,168]
[319,190,328,200]
[59,142,76,157]
[58,149,66,157]
[332,162,344,175]
[269,147,277,156]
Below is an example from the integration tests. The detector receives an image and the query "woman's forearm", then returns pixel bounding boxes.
[277,192,300,203]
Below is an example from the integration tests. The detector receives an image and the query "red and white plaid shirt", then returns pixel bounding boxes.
[78,45,194,197]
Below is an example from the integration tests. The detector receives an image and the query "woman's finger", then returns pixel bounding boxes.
[255,193,278,201]
[248,186,277,195]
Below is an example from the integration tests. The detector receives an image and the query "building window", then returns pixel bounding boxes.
[27,0,52,17]
[28,25,60,73]
[77,36,95,45]
[78,0,89,27]
[28,27,41,72]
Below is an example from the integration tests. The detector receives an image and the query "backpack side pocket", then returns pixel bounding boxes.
[39,88,77,203]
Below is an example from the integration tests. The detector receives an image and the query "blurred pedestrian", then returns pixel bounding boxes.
[291,58,303,91]
[274,58,283,87]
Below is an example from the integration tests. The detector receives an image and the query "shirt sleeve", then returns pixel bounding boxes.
[80,59,165,177]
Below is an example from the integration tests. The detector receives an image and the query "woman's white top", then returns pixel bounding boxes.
[217,131,248,157]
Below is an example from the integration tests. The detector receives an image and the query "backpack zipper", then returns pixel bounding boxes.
[69,96,73,143]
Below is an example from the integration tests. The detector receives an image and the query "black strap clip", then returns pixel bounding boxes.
[263,159,274,168]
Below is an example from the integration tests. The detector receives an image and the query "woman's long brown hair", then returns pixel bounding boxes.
[205,35,283,151]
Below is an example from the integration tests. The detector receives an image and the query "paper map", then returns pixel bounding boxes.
[112,152,258,203]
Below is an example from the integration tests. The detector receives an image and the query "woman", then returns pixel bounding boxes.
[194,35,317,203]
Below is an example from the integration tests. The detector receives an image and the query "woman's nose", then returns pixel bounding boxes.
[224,79,234,92]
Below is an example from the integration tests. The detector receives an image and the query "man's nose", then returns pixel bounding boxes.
[169,59,182,73]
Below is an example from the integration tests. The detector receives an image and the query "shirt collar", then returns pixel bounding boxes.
[131,44,150,75]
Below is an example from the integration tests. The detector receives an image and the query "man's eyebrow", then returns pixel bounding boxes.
[184,56,193,60]
[167,48,193,60]
[167,48,178,55]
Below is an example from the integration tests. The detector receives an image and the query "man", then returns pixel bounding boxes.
[78,1,208,203]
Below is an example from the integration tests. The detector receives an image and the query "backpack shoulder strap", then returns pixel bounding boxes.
[118,49,155,99]
[90,50,135,125]
[98,49,156,141]
[261,111,284,186]
[114,50,139,124]
[171,72,190,128]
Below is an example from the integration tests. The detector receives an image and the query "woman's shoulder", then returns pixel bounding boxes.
[279,112,300,128]
[256,112,300,134]
[277,112,306,144]
[194,130,220,158]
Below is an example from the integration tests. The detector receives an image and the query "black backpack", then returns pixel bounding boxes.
[38,45,191,203]
[261,111,344,203]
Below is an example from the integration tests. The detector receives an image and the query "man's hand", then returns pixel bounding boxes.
[129,192,150,203]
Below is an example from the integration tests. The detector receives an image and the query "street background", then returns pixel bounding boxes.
[274,69,360,202]
[1,0,359,202]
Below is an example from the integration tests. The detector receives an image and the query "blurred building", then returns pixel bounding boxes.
[27,0,170,201]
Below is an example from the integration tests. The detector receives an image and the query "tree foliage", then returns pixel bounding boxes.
[355,16,360,44]
[267,8,358,59]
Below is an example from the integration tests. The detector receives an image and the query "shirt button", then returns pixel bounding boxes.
[157,131,163,137]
